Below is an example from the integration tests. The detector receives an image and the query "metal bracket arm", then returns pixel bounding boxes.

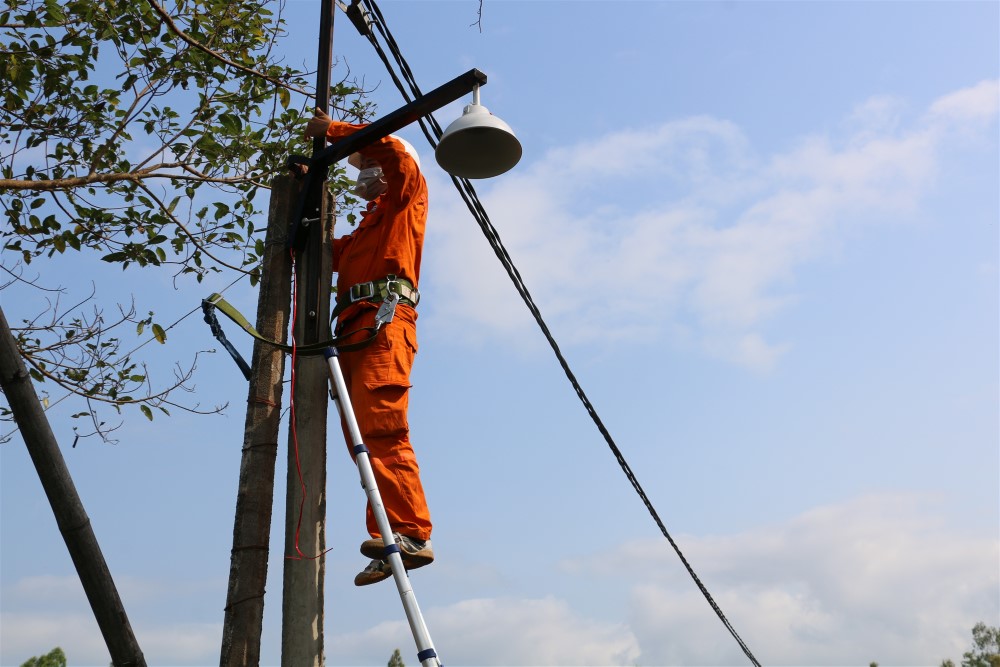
[288,68,487,252]
[310,68,487,172]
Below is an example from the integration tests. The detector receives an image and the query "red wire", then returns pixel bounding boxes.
[286,248,329,562]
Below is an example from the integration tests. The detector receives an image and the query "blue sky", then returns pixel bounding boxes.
[1,1,998,665]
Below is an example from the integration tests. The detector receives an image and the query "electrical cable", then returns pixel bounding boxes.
[353,2,763,665]
[285,247,332,562]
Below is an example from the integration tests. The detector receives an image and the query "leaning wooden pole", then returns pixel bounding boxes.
[0,306,147,667]
[219,175,297,666]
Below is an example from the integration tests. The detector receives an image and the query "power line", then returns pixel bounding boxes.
[350,2,763,665]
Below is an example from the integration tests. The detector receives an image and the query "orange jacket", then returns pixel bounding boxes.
[326,121,427,323]
[325,121,432,541]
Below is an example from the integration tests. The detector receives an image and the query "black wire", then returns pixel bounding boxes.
[356,3,763,665]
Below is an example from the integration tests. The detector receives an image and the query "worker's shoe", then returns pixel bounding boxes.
[354,559,392,586]
[360,533,434,569]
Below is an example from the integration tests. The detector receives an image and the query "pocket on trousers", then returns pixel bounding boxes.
[361,382,410,437]
[372,320,416,386]
[359,322,415,437]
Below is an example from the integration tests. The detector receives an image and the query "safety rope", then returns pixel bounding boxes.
[351,2,763,665]
[200,291,381,375]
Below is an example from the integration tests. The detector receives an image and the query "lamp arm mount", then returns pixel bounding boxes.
[310,68,488,171]
[288,68,488,251]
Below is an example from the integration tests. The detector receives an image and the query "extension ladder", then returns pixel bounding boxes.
[322,293,441,667]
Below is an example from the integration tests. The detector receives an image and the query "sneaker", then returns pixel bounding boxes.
[360,533,434,569]
[354,559,392,586]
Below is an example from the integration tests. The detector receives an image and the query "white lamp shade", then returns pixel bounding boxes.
[435,103,522,179]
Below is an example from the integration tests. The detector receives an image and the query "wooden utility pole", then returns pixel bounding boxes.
[219,175,297,666]
[280,188,333,667]
[281,3,335,665]
[0,306,147,667]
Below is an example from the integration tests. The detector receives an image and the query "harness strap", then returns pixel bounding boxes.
[201,294,382,378]
[332,274,419,320]
[202,299,252,380]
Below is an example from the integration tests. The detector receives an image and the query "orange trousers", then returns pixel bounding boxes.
[336,305,432,541]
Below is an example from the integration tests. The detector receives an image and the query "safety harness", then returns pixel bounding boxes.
[331,274,419,320]
[202,274,418,380]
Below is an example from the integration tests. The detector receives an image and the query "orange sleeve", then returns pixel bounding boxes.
[324,121,422,207]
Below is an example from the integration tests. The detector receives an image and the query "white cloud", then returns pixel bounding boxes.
[134,622,222,664]
[2,495,993,666]
[327,596,640,666]
[318,493,998,666]
[0,609,222,667]
[0,574,227,667]
[0,612,108,666]
[927,79,1000,125]
[423,81,998,370]
[564,493,999,666]
[8,575,87,603]
[842,94,909,143]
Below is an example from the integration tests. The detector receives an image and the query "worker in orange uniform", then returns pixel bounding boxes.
[305,109,434,586]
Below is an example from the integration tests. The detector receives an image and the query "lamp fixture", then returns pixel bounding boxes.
[435,85,522,179]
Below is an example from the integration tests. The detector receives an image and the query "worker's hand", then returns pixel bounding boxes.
[304,107,333,140]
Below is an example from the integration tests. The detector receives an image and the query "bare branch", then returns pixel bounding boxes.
[134,181,254,276]
[472,0,484,32]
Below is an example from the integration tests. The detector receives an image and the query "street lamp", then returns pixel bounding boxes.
[291,68,520,251]
[435,83,522,179]
[306,68,520,178]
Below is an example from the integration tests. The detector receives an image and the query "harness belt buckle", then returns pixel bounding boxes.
[350,281,375,303]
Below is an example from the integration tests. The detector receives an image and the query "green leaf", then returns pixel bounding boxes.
[219,113,241,133]
[140,405,153,421]
[1,0,370,436]
[44,0,65,23]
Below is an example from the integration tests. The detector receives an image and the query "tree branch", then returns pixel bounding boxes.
[135,182,254,276]
[144,0,310,97]
[0,166,263,191]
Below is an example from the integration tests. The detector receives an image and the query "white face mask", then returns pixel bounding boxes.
[353,166,387,200]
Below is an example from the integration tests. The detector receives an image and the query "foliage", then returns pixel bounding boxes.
[387,648,405,667]
[20,647,67,667]
[962,622,1000,667]
[1,0,371,440]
